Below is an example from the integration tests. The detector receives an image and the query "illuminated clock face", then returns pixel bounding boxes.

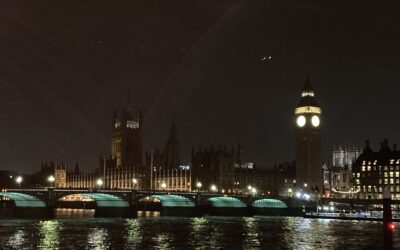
[311,115,320,127]
[296,115,306,127]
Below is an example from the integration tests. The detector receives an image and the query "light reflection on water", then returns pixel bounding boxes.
[87,228,109,250]
[38,220,61,249]
[0,211,397,249]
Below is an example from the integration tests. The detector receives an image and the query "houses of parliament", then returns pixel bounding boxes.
[34,76,326,196]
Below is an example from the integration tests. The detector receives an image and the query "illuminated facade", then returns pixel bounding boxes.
[40,162,67,188]
[100,108,146,189]
[294,75,323,192]
[323,145,363,197]
[191,145,295,195]
[353,139,400,199]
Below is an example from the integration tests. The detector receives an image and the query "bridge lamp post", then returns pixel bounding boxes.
[161,182,167,191]
[96,179,103,190]
[210,184,217,193]
[132,178,138,190]
[48,175,55,187]
[247,185,253,194]
[196,182,202,191]
[288,188,293,197]
[15,176,23,188]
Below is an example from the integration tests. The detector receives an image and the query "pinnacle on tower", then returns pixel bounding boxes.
[298,74,319,108]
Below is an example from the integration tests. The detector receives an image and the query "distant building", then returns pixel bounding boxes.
[145,119,191,191]
[332,145,363,170]
[191,144,295,195]
[62,110,190,191]
[40,162,67,188]
[60,108,144,189]
[323,145,363,197]
[353,139,400,199]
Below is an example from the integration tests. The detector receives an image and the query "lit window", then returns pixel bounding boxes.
[391,159,395,165]
[397,186,400,192]
[357,173,360,178]
[367,166,371,171]
[356,179,360,184]
[385,172,388,178]
[127,120,139,129]
[368,186,372,192]
[362,166,366,172]
[379,179,382,184]
[390,172,394,177]
[385,166,388,171]
[396,172,400,178]
[385,179,389,184]
[390,179,394,184]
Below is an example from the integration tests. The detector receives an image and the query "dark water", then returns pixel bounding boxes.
[0,210,398,249]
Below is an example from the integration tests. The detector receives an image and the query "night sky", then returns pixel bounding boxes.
[0,0,399,173]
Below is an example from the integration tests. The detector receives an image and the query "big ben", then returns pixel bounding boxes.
[295,75,323,193]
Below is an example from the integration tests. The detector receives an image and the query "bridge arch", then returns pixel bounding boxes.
[207,196,247,208]
[58,193,129,208]
[0,192,46,207]
[252,198,288,208]
[140,194,195,207]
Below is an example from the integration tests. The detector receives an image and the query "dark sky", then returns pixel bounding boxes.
[0,0,399,173]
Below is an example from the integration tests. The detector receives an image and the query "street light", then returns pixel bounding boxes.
[196,182,202,191]
[48,175,55,187]
[15,176,23,188]
[161,182,167,190]
[96,179,103,189]
[251,187,257,195]
[210,184,217,192]
[132,178,138,190]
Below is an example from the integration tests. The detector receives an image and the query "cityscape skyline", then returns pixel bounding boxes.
[0,0,399,173]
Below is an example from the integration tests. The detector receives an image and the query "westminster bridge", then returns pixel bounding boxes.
[0,188,315,218]
[1,188,394,218]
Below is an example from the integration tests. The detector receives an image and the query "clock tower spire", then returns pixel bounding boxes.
[294,74,323,193]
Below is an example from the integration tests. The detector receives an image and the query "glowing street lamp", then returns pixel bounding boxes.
[132,178,138,190]
[161,182,167,190]
[196,182,202,191]
[15,176,23,188]
[96,179,103,189]
[210,184,217,192]
[251,187,257,195]
[48,175,55,187]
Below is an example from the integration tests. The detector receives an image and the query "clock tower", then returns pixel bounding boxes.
[294,75,323,193]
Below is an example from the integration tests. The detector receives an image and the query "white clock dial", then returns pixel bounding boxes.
[311,115,320,127]
[296,115,306,127]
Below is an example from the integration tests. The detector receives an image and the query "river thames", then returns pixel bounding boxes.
[0,210,398,249]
